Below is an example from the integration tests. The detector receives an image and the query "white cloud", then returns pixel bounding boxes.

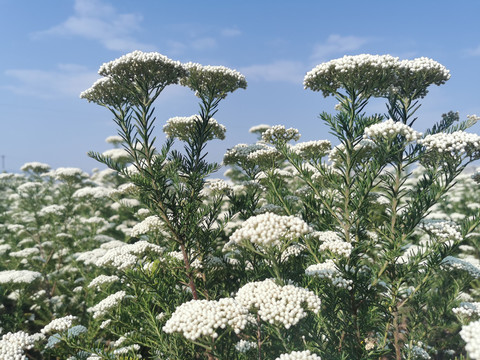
[4,64,99,99]
[311,34,369,62]
[221,28,241,37]
[33,0,155,52]
[191,37,217,50]
[467,45,480,56]
[240,61,305,83]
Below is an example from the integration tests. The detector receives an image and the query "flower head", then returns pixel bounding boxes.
[163,115,226,141]
[304,54,399,98]
[181,62,247,99]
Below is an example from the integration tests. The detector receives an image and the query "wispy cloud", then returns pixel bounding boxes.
[240,61,305,84]
[221,27,241,37]
[467,45,480,56]
[33,0,155,52]
[311,34,370,62]
[191,37,217,50]
[4,64,99,99]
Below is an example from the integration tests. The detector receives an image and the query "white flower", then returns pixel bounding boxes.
[304,54,399,97]
[88,275,120,290]
[317,231,352,258]
[99,50,186,87]
[249,124,271,134]
[275,350,322,360]
[95,240,164,269]
[39,204,65,217]
[246,147,283,166]
[105,135,124,144]
[419,131,480,158]
[223,143,269,166]
[73,186,111,199]
[453,302,480,318]
[363,119,422,142]
[225,212,312,250]
[20,162,51,173]
[305,260,353,289]
[87,291,126,319]
[0,270,43,284]
[181,62,247,99]
[460,320,480,359]
[235,339,257,353]
[130,215,164,237]
[441,256,480,279]
[163,115,226,141]
[10,247,40,258]
[235,279,321,329]
[102,148,131,162]
[291,140,331,159]
[54,167,88,181]
[163,298,248,341]
[41,315,77,334]
[262,125,301,145]
[0,331,39,360]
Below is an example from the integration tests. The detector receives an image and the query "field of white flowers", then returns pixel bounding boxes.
[1,52,480,360]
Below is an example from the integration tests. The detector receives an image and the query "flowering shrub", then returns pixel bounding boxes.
[1,51,480,360]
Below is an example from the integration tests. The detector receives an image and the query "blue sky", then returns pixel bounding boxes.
[1,0,480,173]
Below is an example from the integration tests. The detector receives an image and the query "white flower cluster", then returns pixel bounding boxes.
[87,290,126,319]
[131,216,163,237]
[246,147,283,166]
[20,162,51,173]
[318,232,352,258]
[17,182,43,195]
[419,131,480,158]
[39,204,65,217]
[304,54,450,99]
[291,140,331,159]
[460,320,480,359]
[99,50,187,87]
[226,212,312,249]
[181,62,247,99]
[0,331,39,360]
[105,135,124,145]
[10,247,40,258]
[205,179,233,194]
[113,344,141,355]
[305,260,353,289]
[41,315,77,334]
[275,350,322,360]
[363,119,422,142]
[261,125,301,145]
[235,339,257,353]
[102,148,131,162]
[404,341,431,359]
[304,54,400,97]
[223,143,268,166]
[280,244,306,262]
[328,139,376,165]
[54,167,88,181]
[395,57,450,99]
[422,220,462,242]
[441,256,480,279]
[235,279,321,329]
[163,115,226,141]
[88,275,120,290]
[73,186,111,199]
[453,302,480,318]
[249,124,271,134]
[163,298,248,341]
[80,77,133,107]
[0,270,42,284]
[95,240,164,269]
